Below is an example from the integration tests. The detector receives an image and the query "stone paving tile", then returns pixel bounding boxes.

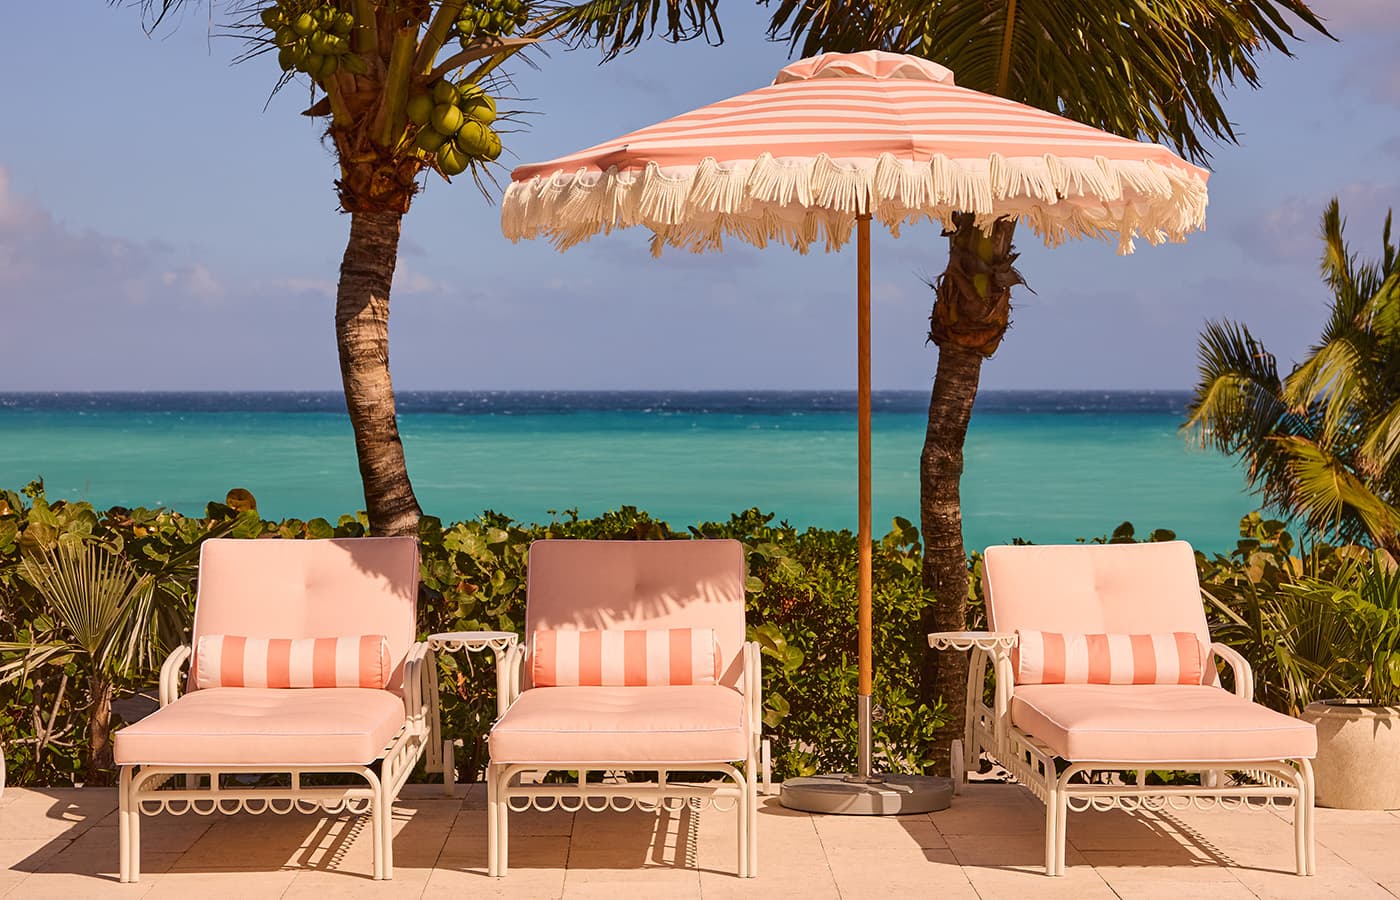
[825,846,980,897]
[5,785,1400,898]
[142,868,299,899]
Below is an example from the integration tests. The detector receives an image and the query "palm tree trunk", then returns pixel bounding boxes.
[86,674,113,785]
[919,344,982,775]
[919,213,1021,775]
[336,210,422,537]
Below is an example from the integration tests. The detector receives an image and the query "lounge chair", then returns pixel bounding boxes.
[486,539,761,877]
[930,540,1317,876]
[113,536,431,882]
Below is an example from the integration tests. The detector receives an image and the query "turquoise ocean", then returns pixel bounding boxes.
[0,391,1260,553]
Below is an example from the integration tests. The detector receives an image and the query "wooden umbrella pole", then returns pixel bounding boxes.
[856,213,874,780]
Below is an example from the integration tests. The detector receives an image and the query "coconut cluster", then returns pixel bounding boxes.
[454,0,528,44]
[409,79,502,175]
[263,2,365,80]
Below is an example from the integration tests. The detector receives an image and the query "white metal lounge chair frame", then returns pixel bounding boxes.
[117,639,435,882]
[486,640,764,878]
[929,630,1316,877]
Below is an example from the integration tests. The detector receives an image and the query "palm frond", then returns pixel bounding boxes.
[763,0,1330,163]
[1279,436,1400,547]
[18,543,152,673]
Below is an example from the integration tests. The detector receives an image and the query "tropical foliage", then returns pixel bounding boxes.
[759,0,1331,770]
[0,483,944,787]
[124,0,723,538]
[1185,201,1400,553]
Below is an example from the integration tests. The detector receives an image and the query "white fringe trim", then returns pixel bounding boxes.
[502,151,1207,257]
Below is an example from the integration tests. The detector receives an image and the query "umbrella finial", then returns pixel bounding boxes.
[774,50,955,86]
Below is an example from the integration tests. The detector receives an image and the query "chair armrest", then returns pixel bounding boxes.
[1210,642,1254,702]
[402,641,432,722]
[743,641,762,739]
[500,641,527,711]
[159,645,192,707]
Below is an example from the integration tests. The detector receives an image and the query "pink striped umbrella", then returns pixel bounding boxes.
[501,50,1209,804]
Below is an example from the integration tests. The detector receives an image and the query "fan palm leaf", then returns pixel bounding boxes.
[1188,200,1400,553]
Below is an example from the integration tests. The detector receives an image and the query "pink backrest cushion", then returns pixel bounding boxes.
[982,542,1211,685]
[531,627,721,687]
[525,540,746,689]
[190,537,419,691]
[194,634,392,690]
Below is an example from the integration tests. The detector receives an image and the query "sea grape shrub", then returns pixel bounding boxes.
[9,482,1361,787]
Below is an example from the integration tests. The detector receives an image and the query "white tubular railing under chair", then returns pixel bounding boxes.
[486,640,762,879]
[119,641,434,883]
[929,631,1316,878]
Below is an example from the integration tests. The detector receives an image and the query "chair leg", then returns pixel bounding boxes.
[487,764,506,877]
[380,776,395,880]
[370,787,386,880]
[118,766,138,883]
[443,739,456,796]
[747,768,759,878]
[1054,786,1069,875]
[1043,782,1059,877]
[1298,758,1316,876]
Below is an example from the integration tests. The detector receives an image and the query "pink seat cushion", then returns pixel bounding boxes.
[114,688,406,767]
[1011,684,1317,763]
[489,685,748,765]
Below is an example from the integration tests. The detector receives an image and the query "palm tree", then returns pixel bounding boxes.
[1186,200,1400,554]
[129,0,721,536]
[7,543,155,784]
[761,0,1330,769]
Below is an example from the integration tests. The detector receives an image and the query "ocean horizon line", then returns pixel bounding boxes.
[0,388,1195,416]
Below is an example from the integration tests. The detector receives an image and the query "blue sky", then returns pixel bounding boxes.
[1,1,1397,391]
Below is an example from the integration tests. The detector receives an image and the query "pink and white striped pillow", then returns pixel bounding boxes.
[531,628,721,687]
[1013,631,1205,686]
[194,634,392,690]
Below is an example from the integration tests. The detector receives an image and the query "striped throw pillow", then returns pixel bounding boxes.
[194,634,392,690]
[1013,630,1205,686]
[531,628,721,687]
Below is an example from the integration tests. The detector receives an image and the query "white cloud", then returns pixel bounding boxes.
[1231,181,1399,264]
[392,265,447,295]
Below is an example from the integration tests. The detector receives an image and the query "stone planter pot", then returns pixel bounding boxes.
[1302,700,1400,809]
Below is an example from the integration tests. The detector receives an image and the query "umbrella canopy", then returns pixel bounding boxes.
[502,49,1209,794]
[504,51,1208,256]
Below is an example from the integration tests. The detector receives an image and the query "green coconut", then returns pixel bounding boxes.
[431,104,465,136]
[438,143,471,176]
[482,128,503,161]
[407,93,435,127]
[291,12,317,35]
[277,46,297,71]
[332,11,355,35]
[432,80,459,106]
[260,6,284,28]
[454,120,492,157]
[457,81,485,102]
[415,128,450,152]
[308,30,338,54]
[274,25,297,46]
[463,93,496,124]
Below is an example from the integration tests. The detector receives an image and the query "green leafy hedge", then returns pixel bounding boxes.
[0,483,944,787]
[5,480,1371,789]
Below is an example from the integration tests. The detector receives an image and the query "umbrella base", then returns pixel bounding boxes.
[779,773,953,815]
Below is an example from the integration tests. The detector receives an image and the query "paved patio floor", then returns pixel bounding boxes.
[2,781,1397,899]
